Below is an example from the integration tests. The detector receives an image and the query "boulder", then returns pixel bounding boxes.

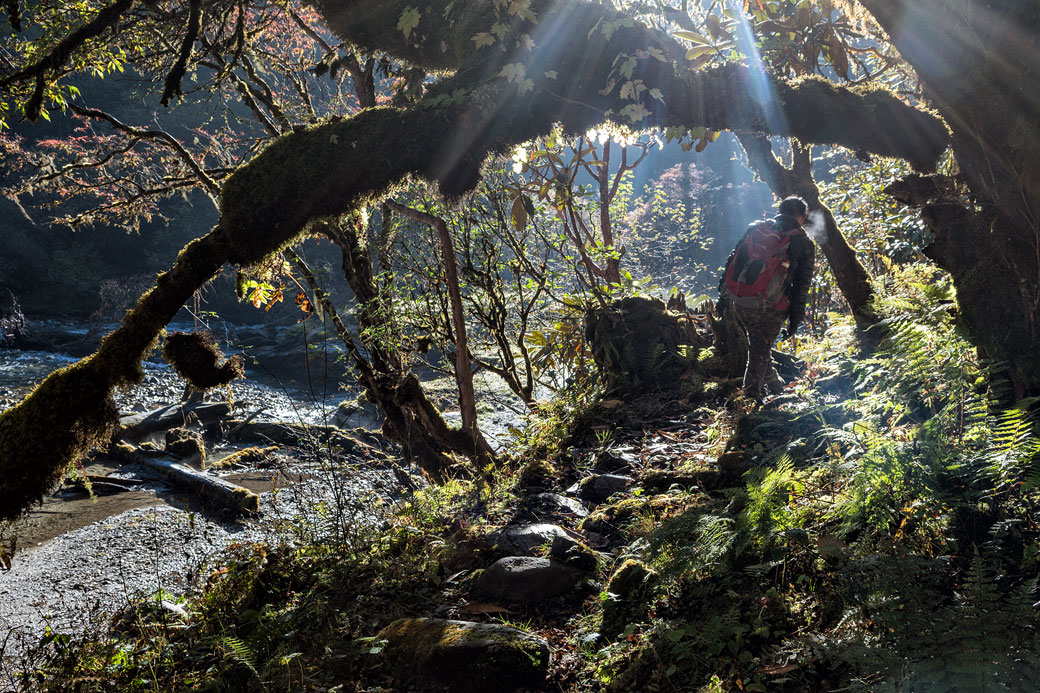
[377,617,549,692]
[592,449,638,473]
[488,523,570,556]
[638,469,704,494]
[574,473,632,503]
[487,523,600,573]
[473,557,578,603]
[523,492,588,519]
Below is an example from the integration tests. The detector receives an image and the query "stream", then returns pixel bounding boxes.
[0,321,523,685]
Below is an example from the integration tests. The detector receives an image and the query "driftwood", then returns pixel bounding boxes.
[110,444,259,515]
[117,402,232,442]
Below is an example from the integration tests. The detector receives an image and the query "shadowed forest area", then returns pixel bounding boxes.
[2,0,1040,690]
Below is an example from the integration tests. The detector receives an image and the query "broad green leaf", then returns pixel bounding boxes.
[398,6,421,40]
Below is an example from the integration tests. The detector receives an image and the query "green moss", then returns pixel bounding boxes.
[230,486,260,514]
[581,496,682,538]
[162,331,244,390]
[377,617,549,691]
[164,427,206,465]
[518,458,557,490]
[207,445,278,470]
[0,356,118,522]
[601,559,658,639]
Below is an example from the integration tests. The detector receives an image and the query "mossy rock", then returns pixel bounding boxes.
[377,617,549,692]
[164,427,205,465]
[518,458,557,490]
[601,559,658,639]
[580,495,680,540]
[637,469,706,494]
[584,296,706,394]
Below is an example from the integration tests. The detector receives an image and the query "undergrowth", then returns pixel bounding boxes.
[15,264,1040,691]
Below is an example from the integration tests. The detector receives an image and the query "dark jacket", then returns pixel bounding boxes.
[720,214,816,324]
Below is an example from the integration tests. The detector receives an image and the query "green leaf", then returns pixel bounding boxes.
[398,6,421,40]
[674,30,710,44]
[471,32,495,48]
[511,195,528,231]
[620,103,651,123]
[685,45,714,60]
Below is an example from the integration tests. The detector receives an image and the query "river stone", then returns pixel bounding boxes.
[592,449,638,473]
[574,473,632,503]
[474,557,578,603]
[377,617,549,692]
[524,492,588,519]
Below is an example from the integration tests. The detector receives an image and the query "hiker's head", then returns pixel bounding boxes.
[778,196,808,223]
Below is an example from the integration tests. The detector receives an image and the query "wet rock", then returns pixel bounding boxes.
[524,492,588,519]
[573,473,632,503]
[377,617,549,692]
[473,557,578,603]
[164,427,205,466]
[601,560,658,639]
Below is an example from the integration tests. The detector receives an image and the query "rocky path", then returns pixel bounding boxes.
[374,414,737,691]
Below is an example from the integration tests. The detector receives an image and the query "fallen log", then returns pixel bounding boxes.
[225,420,377,452]
[117,401,232,441]
[109,443,259,515]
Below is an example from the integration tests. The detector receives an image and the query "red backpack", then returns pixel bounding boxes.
[724,220,804,311]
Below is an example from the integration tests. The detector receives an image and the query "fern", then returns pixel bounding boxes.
[220,635,259,678]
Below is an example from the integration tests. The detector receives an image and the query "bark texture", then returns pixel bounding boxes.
[861,0,1040,396]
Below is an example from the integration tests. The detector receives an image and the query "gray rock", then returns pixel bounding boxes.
[487,523,570,556]
[377,617,549,692]
[593,449,638,473]
[575,473,632,503]
[524,492,588,519]
[474,556,578,603]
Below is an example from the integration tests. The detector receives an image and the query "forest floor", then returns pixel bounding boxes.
[7,298,1040,691]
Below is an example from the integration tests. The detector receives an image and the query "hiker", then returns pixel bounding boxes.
[720,196,816,399]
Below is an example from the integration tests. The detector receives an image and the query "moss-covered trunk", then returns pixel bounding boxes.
[861,0,1040,397]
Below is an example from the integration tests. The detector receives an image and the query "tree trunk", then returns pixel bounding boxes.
[318,219,490,476]
[384,200,495,463]
[860,0,1040,397]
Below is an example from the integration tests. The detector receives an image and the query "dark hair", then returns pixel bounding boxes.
[778,195,808,217]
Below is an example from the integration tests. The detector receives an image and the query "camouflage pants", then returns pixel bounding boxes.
[734,302,786,398]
